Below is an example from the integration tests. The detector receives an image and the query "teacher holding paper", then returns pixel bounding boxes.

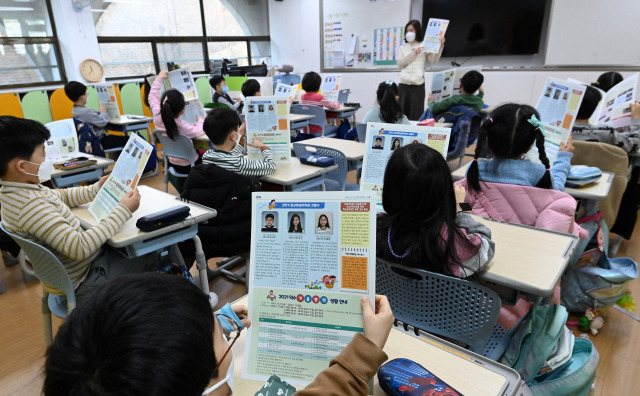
[397,19,445,120]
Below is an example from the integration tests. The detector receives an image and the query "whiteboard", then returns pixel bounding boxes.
[545,0,640,66]
[321,0,412,71]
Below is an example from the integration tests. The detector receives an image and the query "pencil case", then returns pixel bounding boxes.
[53,157,97,170]
[417,118,435,126]
[299,154,335,167]
[136,205,190,232]
[568,165,602,180]
[377,358,462,396]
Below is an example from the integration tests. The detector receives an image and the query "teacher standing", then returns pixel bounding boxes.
[397,19,445,120]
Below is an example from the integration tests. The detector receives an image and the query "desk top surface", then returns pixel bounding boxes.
[107,115,153,125]
[290,113,315,122]
[51,155,113,177]
[230,297,519,396]
[297,137,365,161]
[72,185,216,247]
[259,157,337,185]
[325,105,357,113]
[474,215,577,296]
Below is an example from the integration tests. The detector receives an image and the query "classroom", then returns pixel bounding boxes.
[1,0,640,394]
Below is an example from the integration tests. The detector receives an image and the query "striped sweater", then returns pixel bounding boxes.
[0,180,131,294]
[202,144,276,177]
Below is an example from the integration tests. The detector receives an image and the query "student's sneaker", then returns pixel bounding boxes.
[209,292,219,308]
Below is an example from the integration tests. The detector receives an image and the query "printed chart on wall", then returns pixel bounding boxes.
[536,78,585,132]
[245,96,291,163]
[243,191,376,386]
[322,0,411,70]
[360,122,451,211]
[88,134,152,222]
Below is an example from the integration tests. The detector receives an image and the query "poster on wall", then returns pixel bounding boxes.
[373,27,404,66]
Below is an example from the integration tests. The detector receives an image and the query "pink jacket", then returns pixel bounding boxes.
[455,179,588,238]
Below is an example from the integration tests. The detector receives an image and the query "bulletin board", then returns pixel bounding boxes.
[321,0,412,71]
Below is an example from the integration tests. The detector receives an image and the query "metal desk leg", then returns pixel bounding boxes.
[192,235,211,295]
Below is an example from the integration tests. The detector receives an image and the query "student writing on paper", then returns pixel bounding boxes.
[0,117,158,306]
[44,273,396,396]
[427,70,485,115]
[202,108,276,176]
[64,81,129,152]
[571,85,640,153]
[377,144,494,278]
[210,75,243,115]
[362,81,411,125]
[149,70,205,174]
[300,71,340,135]
[466,104,574,192]
[397,19,445,120]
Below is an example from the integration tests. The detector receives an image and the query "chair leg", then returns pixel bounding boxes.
[0,273,6,294]
[19,250,36,283]
[42,292,53,345]
[163,158,169,193]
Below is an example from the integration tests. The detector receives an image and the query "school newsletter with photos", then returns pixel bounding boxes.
[361,122,451,211]
[243,191,377,386]
[245,96,291,163]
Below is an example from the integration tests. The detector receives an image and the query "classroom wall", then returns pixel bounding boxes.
[267,0,638,120]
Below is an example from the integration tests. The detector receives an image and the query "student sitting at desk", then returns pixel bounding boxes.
[571,85,640,153]
[377,144,494,278]
[0,117,158,306]
[64,81,129,152]
[362,81,411,125]
[149,70,205,174]
[241,78,261,97]
[427,70,485,116]
[44,273,395,396]
[202,108,276,177]
[300,71,340,135]
[210,75,243,115]
[467,103,573,192]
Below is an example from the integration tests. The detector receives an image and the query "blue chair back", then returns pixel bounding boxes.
[446,119,471,170]
[291,104,331,137]
[292,143,358,191]
[355,123,367,142]
[376,258,508,359]
[153,130,196,192]
[273,73,301,90]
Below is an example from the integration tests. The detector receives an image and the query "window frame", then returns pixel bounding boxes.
[0,0,67,89]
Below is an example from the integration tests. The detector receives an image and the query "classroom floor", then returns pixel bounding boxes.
[0,162,639,395]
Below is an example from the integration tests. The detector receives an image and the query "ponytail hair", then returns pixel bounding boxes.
[159,89,185,140]
[468,103,547,191]
[376,81,404,124]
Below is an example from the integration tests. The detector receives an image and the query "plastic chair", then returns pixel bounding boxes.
[207,102,229,109]
[376,258,510,360]
[292,143,359,191]
[49,88,74,121]
[0,92,24,117]
[153,130,195,193]
[355,123,367,142]
[291,104,338,137]
[0,222,75,345]
[85,86,101,111]
[21,90,54,124]
[120,82,144,116]
[195,76,212,103]
[446,119,471,171]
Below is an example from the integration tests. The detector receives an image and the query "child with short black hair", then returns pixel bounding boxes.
[64,81,129,151]
[241,78,261,98]
[201,108,276,176]
[210,75,242,114]
[0,116,157,306]
[300,71,340,135]
[466,103,574,192]
[427,70,485,115]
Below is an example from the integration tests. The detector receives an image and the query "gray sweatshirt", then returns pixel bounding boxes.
[72,105,110,138]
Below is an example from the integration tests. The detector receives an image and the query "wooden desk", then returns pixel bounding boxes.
[51,155,114,188]
[230,296,522,396]
[260,157,338,191]
[474,215,578,297]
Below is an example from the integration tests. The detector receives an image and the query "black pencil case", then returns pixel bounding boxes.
[136,205,190,232]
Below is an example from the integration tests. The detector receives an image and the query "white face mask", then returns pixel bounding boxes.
[202,353,234,395]
[405,31,416,42]
[23,159,53,183]
[233,132,242,148]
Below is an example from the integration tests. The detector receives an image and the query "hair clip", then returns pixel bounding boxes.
[527,114,543,128]
[385,80,393,85]
[489,118,493,123]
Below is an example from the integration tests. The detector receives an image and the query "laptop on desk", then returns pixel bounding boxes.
[337,89,350,105]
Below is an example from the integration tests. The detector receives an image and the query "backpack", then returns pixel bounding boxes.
[336,118,358,140]
[561,210,639,312]
[73,119,106,157]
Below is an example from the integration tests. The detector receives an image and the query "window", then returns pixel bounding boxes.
[93,0,270,79]
[0,0,64,88]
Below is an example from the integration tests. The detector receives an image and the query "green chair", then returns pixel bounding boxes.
[21,90,53,124]
[195,76,212,103]
[120,82,144,115]
[225,76,247,92]
[205,102,229,109]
